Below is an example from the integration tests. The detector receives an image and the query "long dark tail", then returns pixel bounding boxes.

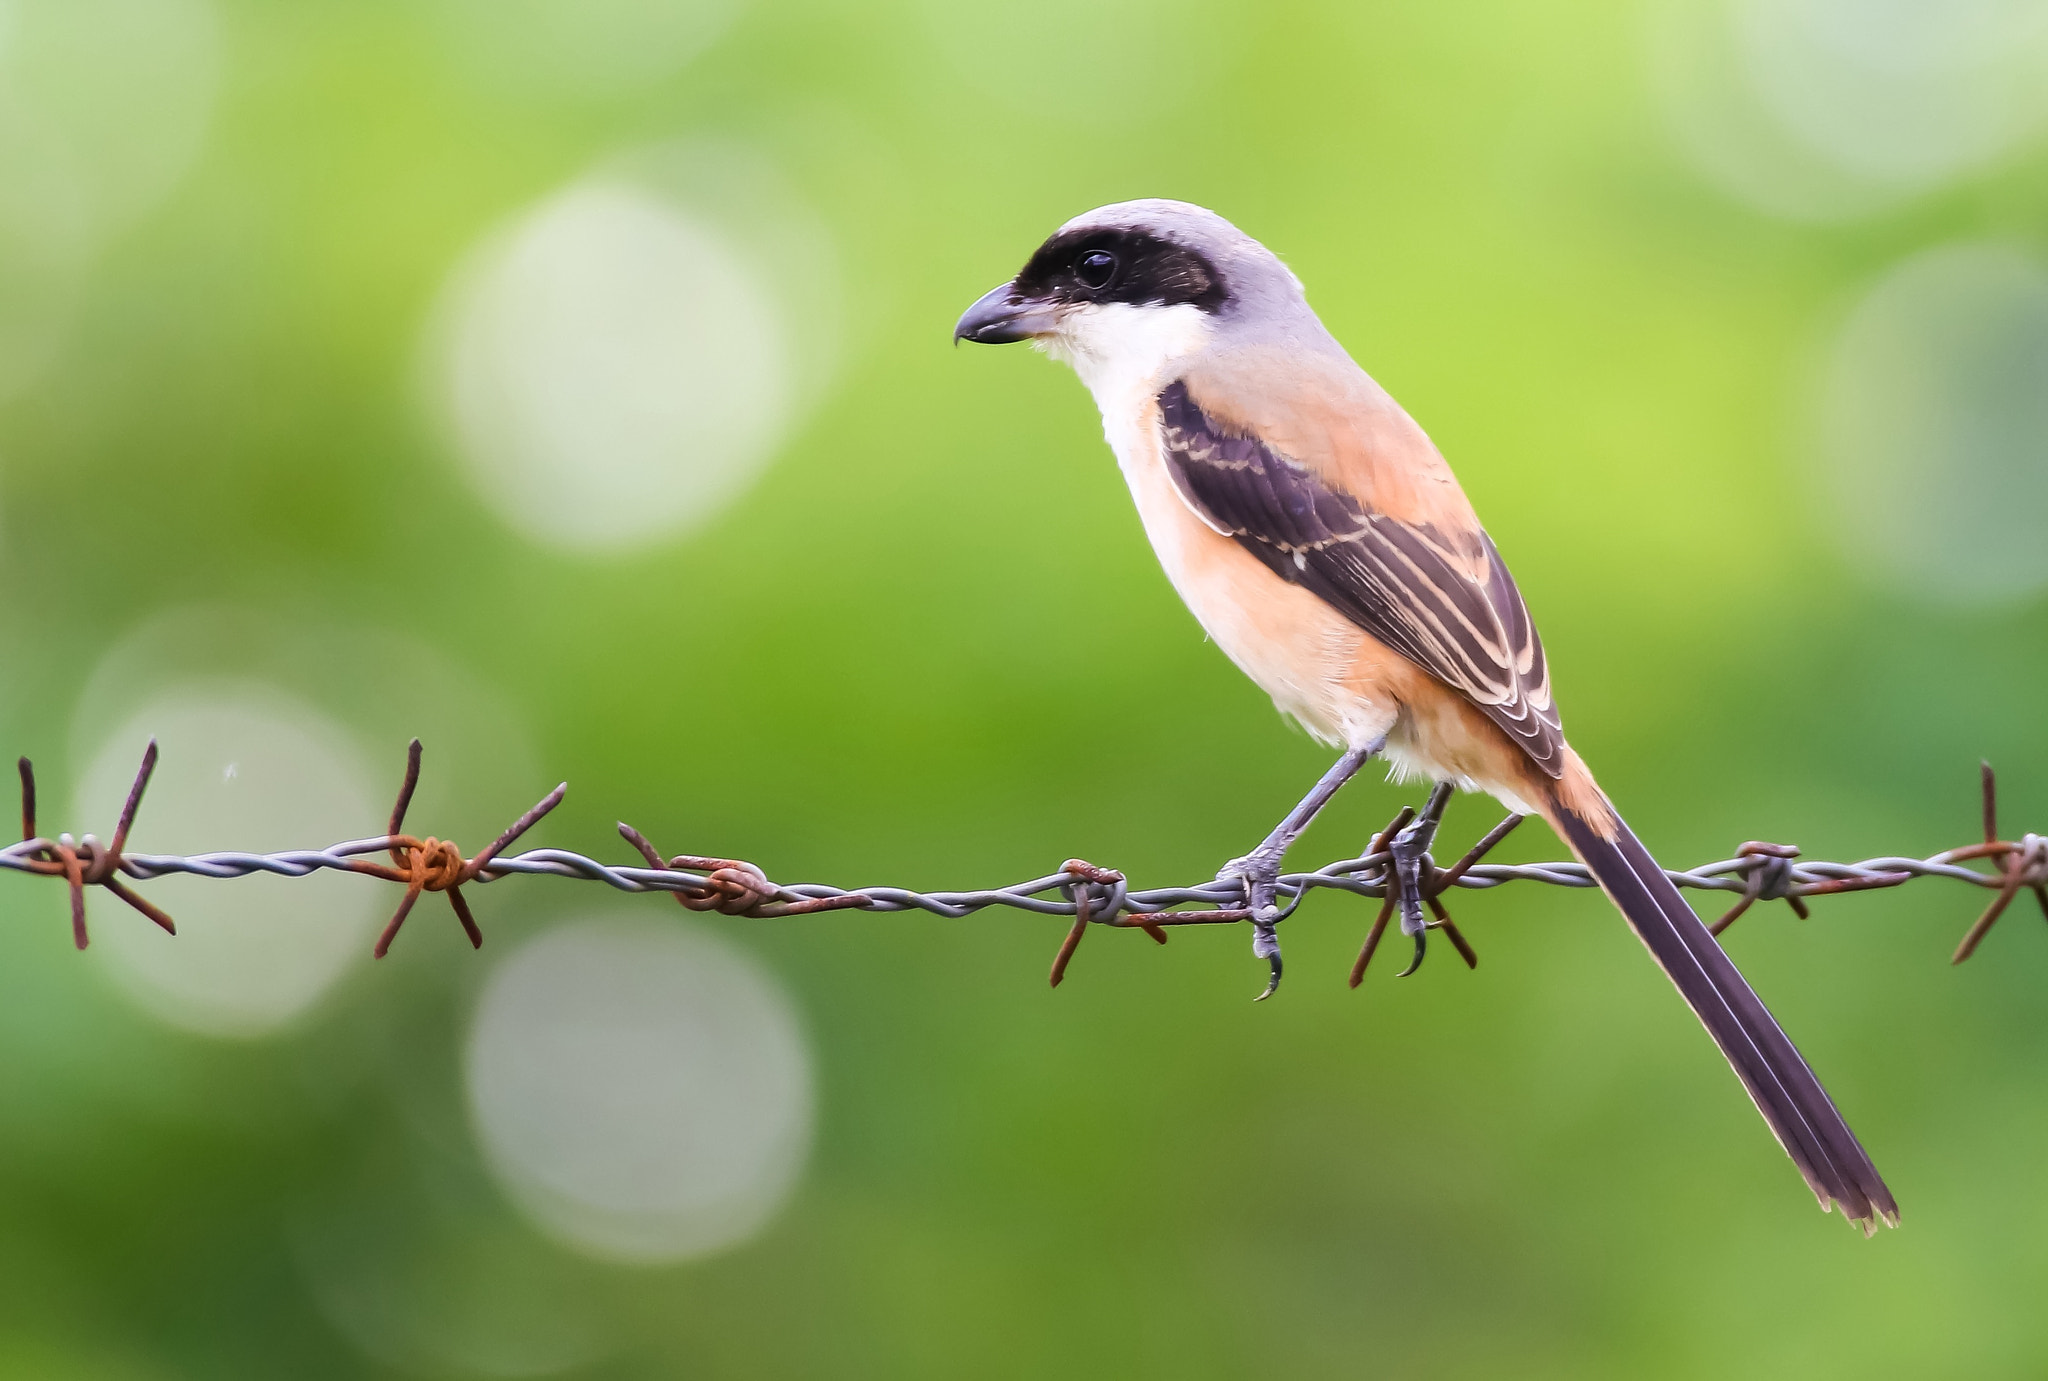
[1548,796,1898,1233]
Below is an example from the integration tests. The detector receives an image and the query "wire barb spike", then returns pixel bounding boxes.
[1348,805,1414,989]
[357,740,568,958]
[0,750,2036,993]
[614,822,873,919]
[11,745,175,947]
[1947,763,2048,965]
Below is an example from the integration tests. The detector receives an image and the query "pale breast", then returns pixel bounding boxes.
[1100,397,1402,750]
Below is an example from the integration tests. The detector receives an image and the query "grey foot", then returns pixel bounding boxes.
[1219,852,1286,1001]
[1389,819,1431,977]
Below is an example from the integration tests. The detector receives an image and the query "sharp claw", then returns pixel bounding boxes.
[1254,951,1282,1002]
[1250,914,1283,1000]
[1231,853,1289,998]
[1388,797,1438,970]
[1395,929,1426,978]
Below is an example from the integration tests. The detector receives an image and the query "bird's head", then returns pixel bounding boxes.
[953,199,1306,394]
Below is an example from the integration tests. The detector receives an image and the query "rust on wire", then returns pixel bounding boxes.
[13,743,176,949]
[1348,804,1414,988]
[1046,859,1166,987]
[1249,784,1520,990]
[1047,862,1097,988]
[1948,763,2048,965]
[615,823,873,918]
[3,742,2045,992]
[1709,839,1919,935]
[347,739,566,958]
[1710,842,1802,935]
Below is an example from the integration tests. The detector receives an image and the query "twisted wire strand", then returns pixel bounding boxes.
[12,742,2040,981]
[0,835,2015,922]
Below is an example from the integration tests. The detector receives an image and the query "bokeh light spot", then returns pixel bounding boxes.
[465,917,812,1265]
[72,687,382,1038]
[1650,0,2048,221]
[428,177,796,553]
[1,0,220,231]
[0,0,219,396]
[1813,242,2048,604]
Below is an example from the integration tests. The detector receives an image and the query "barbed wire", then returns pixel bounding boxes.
[6,740,2043,994]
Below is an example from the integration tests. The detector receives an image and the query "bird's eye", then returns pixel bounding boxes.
[1075,250,1118,290]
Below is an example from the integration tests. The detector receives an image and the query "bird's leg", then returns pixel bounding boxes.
[1219,743,1378,1000]
[1390,782,1455,977]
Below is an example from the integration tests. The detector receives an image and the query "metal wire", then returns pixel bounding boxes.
[8,742,2044,985]
[6,834,2013,910]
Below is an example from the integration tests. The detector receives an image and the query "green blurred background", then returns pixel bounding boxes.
[1,0,2046,1375]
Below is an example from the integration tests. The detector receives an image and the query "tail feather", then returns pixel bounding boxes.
[1548,798,1898,1232]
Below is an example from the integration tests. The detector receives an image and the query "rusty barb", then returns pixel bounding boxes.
[1040,785,1523,996]
[14,744,176,949]
[0,742,2042,994]
[1706,840,1914,937]
[1945,762,2048,966]
[1344,783,1524,989]
[1700,763,2048,970]
[615,822,870,920]
[1022,765,2048,992]
[347,739,566,959]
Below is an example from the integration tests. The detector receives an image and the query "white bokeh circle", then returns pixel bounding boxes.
[70,603,542,855]
[1813,242,2048,604]
[0,0,220,396]
[465,916,813,1265]
[72,685,383,1037]
[0,0,220,233]
[1649,0,2048,221]
[428,176,798,553]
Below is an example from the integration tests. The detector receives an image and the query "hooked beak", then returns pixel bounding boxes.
[953,281,1061,345]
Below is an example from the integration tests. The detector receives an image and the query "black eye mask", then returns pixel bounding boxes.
[1012,227,1228,312]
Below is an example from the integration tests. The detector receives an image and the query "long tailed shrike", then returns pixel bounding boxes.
[955,200,1896,1231]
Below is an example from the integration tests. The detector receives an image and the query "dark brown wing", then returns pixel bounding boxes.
[1156,379,1564,777]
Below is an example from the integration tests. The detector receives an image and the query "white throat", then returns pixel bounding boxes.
[1037,302,1214,415]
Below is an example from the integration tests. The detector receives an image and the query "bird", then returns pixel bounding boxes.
[953,199,1897,1232]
